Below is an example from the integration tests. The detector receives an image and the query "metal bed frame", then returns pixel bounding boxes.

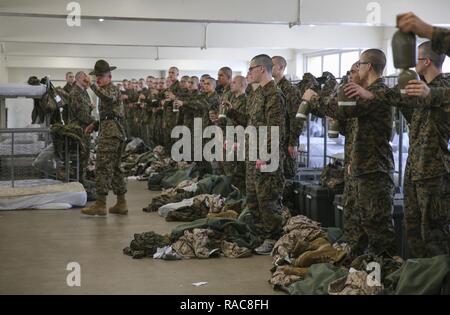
[0,128,80,187]
[0,82,80,187]
[293,75,406,188]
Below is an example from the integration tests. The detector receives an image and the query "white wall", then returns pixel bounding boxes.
[0,49,9,128]
[0,48,7,83]
[5,98,34,128]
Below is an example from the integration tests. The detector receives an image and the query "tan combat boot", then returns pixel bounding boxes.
[81,195,107,216]
[293,243,347,268]
[109,194,128,215]
[292,237,329,258]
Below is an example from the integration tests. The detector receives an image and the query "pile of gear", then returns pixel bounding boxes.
[123,217,263,260]
[268,215,450,295]
[121,142,178,181]
[143,174,244,222]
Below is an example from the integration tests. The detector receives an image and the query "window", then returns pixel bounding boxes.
[305,50,361,78]
[306,56,322,77]
[340,51,360,77]
[323,54,340,78]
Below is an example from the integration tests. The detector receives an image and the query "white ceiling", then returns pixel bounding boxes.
[0,0,448,73]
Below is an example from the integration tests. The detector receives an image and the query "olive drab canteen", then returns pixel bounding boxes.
[337,75,356,106]
[397,69,420,95]
[392,30,417,69]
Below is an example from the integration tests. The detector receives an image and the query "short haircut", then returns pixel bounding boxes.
[181,75,190,80]
[219,67,232,79]
[251,54,273,73]
[131,78,137,83]
[189,76,198,85]
[75,71,85,81]
[207,77,216,88]
[169,67,179,74]
[234,75,247,89]
[361,49,386,75]
[272,56,287,69]
[122,79,129,82]
[201,74,211,79]
[146,75,155,79]
[419,41,446,69]
[66,72,74,77]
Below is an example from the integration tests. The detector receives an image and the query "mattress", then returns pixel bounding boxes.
[299,135,345,167]
[298,135,410,173]
[0,178,63,188]
[0,180,87,210]
[0,83,46,98]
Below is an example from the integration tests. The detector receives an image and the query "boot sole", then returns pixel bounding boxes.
[109,212,129,215]
[81,213,107,217]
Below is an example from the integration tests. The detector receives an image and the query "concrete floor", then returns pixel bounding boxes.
[0,179,279,294]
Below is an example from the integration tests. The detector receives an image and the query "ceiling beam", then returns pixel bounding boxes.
[0,16,384,49]
[0,0,448,26]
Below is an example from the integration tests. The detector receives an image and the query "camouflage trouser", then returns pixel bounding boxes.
[155,118,164,146]
[125,117,133,138]
[79,134,91,183]
[163,127,173,153]
[96,136,127,196]
[147,116,155,145]
[245,161,284,239]
[404,171,450,258]
[283,146,296,179]
[350,172,396,256]
[221,160,246,194]
[342,172,358,246]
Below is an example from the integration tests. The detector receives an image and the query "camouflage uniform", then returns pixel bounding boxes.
[90,82,127,197]
[218,85,232,102]
[218,92,247,193]
[175,89,200,160]
[152,91,165,146]
[60,83,74,124]
[311,78,396,256]
[68,84,94,182]
[276,77,303,178]
[124,88,139,138]
[178,89,201,130]
[426,86,450,108]
[162,80,186,151]
[228,81,286,240]
[432,27,450,57]
[134,102,144,140]
[309,94,358,250]
[390,74,450,258]
[142,88,154,145]
[339,120,358,247]
[182,90,220,173]
[63,83,74,94]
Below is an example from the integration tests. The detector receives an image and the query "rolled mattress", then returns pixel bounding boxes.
[0,182,87,210]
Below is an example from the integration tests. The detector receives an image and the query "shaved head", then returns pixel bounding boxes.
[251,54,273,74]
[361,49,386,75]
[272,56,287,69]
[419,41,445,69]
[230,75,247,94]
